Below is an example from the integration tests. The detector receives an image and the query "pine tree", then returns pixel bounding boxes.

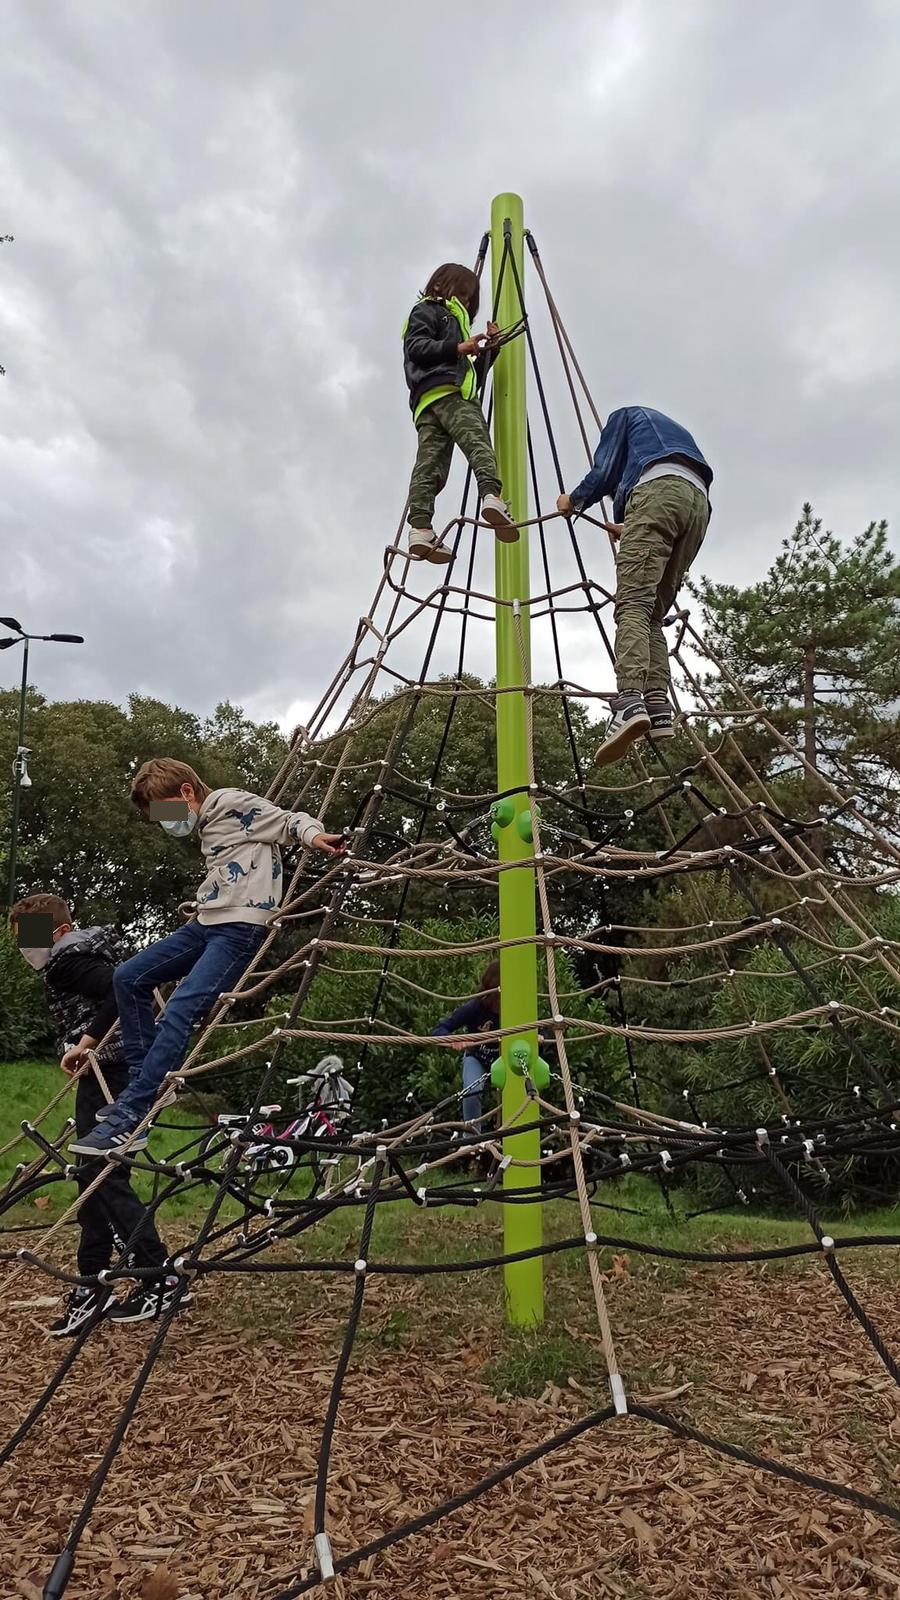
[690,504,900,840]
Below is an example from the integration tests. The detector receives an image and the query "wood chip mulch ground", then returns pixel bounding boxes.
[3,1245,900,1599]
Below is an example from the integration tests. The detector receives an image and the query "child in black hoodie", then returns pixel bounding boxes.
[10,892,188,1335]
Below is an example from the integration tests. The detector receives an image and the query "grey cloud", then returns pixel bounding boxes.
[1,0,898,727]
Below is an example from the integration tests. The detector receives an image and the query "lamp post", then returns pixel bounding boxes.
[1,618,84,906]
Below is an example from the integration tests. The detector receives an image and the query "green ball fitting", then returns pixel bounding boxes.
[491,821,501,843]
[508,1038,532,1077]
[516,808,533,843]
[532,1056,551,1090]
[490,797,515,829]
[490,1058,507,1089]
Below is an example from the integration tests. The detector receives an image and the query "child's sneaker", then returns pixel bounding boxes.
[109,1276,193,1325]
[48,1284,113,1338]
[480,495,519,543]
[644,692,676,739]
[594,694,651,766]
[69,1119,148,1159]
[407,528,452,565]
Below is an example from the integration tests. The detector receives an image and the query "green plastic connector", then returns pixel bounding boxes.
[508,1037,532,1076]
[516,805,541,844]
[490,797,515,829]
[532,1056,551,1090]
[505,1037,551,1089]
[490,1057,507,1089]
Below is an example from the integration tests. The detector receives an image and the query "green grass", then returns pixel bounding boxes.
[483,1327,597,1397]
[0,1058,239,1223]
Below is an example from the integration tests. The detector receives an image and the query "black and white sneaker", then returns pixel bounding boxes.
[644,692,676,739]
[594,694,651,766]
[108,1276,193,1325]
[48,1285,113,1338]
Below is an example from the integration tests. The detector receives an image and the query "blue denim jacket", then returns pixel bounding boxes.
[570,406,712,523]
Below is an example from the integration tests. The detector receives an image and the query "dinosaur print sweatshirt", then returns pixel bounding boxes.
[194,787,326,927]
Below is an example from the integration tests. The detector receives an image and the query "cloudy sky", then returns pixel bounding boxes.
[2,0,899,735]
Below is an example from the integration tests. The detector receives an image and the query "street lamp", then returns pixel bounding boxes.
[1,618,85,907]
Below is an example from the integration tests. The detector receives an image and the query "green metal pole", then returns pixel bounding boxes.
[490,193,544,1326]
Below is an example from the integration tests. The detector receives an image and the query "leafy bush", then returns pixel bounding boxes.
[633,891,900,1209]
[201,915,629,1127]
[0,926,54,1061]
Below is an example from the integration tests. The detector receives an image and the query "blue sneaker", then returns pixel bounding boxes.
[69,1120,148,1159]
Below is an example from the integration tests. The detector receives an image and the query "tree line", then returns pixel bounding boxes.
[2,507,898,1198]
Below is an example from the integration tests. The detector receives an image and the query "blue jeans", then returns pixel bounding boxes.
[462,1053,486,1126]
[112,920,268,1123]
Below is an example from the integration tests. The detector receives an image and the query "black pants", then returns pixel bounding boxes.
[75,1061,167,1278]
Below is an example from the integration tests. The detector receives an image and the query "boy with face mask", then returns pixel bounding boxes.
[9,894,185,1333]
[69,759,344,1159]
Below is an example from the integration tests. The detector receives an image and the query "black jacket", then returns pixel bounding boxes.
[402,299,491,416]
[433,993,499,1068]
[433,994,557,1071]
[43,926,129,1063]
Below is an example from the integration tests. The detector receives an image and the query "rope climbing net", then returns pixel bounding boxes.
[2,221,900,1599]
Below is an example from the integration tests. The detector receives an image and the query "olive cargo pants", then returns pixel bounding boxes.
[408,393,502,528]
[613,476,710,693]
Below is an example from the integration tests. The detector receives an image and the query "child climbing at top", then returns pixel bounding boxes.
[69,759,344,1159]
[402,262,517,564]
[557,405,713,766]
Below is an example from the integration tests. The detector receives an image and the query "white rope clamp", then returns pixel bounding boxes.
[609,1373,628,1415]
[315,1532,335,1581]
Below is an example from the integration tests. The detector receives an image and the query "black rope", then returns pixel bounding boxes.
[273,1397,900,1597]
[313,1152,384,1546]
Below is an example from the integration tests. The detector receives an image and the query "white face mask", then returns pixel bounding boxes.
[20,947,52,971]
[160,812,198,838]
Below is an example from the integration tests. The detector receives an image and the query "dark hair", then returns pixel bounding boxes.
[424,263,480,320]
[480,959,500,995]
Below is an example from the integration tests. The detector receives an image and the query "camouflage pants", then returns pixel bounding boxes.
[408,392,501,527]
[614,476,710,693]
